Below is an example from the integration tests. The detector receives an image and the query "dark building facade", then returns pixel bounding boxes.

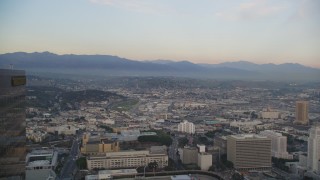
[0,69,26,179]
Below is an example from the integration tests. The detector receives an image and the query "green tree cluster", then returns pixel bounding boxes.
[76,157,87,170]
[272,157,297,172]
[205,131,215,138]
[99,125,113,133]
[138,135,172,146]
[178,137,188,147]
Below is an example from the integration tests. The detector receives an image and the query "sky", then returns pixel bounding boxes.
[0,0,319,67]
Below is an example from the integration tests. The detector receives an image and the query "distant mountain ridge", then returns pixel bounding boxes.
[0,52,319,81]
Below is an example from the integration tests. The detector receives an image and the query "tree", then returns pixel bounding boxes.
[99,125,113,133]
[205,131,215,138]
[232,172,244,180]
[164,158,175,171]
[220,154,234,169]
[198,136,209,145]
[138,134,172,146]
[208,165,215,171]
[76,157,87,170]
[178,137,188,147]
[148,161,158,176]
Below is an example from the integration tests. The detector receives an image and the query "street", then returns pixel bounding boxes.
[168,135,184,170]
[59,138,80,180]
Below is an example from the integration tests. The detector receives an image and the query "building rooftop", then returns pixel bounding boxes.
[28,160,50,166]
[150,145,167,154]
[28,149,54,156]
[99,169,137,175]
[231,134,268,139]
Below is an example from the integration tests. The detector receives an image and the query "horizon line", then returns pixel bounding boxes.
[0,51,318,68]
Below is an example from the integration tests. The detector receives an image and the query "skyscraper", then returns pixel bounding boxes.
[0,69,26,178]
[177,120,195,134]
[295,101,309,125]
[307,126,320,174]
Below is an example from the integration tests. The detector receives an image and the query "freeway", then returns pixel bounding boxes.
[59,138,80,180]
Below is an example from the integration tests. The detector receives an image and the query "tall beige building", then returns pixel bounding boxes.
[295,101,309,125]
[227,134,271,170]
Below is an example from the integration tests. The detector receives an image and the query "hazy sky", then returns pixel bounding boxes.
[0,0,319,67]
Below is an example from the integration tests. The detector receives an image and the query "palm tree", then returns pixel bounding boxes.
[148,161,158,176]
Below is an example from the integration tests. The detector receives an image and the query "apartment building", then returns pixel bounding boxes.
[177,120,195,134]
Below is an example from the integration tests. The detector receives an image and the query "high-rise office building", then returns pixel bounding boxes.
[260,130,292,159]
[295,101,309,125]
[227,134,271,170]
[0,69,26,178]
[177,120,195,134]
[307,126,320,174]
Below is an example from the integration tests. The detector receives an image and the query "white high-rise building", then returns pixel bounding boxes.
[260,130,292,159]
[178,120,195,134]
[307,126,320,173]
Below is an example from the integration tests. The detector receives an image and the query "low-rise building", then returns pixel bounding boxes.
[81,133,120,155]
[87,146,168,170]
[260,107,280,119]
[26,149,58,180]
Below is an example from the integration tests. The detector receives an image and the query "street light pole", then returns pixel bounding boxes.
[144,165,147,179]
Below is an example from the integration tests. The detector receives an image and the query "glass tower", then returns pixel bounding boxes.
[0,69,26,179]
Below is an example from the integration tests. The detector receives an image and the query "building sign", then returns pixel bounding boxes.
[11,76,26,86]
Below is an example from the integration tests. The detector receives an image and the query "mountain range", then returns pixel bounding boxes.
[0,52,319,81]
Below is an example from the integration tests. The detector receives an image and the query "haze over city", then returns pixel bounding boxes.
[1,0,320,67]
[1,1,320,180]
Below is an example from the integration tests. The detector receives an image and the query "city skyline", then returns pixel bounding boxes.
[1,0,320,68]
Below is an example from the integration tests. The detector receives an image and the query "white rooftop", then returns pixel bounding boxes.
[28,160,50,166]
[231,134,268,139]
[99,169,137,175]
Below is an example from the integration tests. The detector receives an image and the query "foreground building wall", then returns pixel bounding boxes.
[0,69,26,178]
